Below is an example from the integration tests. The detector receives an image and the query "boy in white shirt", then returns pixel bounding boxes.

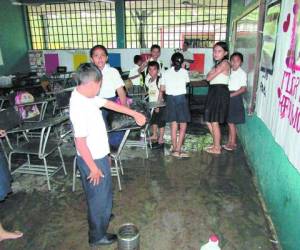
[69,63,145,247]
[128,55,144,93]
[181,41,194,70]
[146,61,165,145]
[223,52,247,151]
[142,44,164,84]
[161,52,191,158]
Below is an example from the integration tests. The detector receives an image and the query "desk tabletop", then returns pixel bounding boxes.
[7,115,68,133]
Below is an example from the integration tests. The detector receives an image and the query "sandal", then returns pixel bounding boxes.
[204,147,221,155]
[204,144,214,150]
[171,151,181,158]
[178,151,190,158]
[171,151,190,158]
[222,144,237,151]
[222,144,233,151]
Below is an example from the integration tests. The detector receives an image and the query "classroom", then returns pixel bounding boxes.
[0,0,298,249]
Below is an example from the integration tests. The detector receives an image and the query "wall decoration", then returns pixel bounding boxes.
[73,53,88,71]
[28,50,45,76]
[44,53,59,75]
[256,0,300,171]
[260,2,281,74]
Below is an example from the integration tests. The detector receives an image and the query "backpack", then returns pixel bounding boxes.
[15,91,40,119]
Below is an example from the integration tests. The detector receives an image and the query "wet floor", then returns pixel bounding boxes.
[0,125,277,250]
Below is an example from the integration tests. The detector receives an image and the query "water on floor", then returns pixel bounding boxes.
[0,125,277,250]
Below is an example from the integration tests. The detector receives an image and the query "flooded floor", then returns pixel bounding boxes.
[0,124,277,250]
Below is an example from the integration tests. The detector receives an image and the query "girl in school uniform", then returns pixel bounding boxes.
[204,41,230,154]
[223,52,247,151]
[160,52,190,158]
[146,61,165,145]
[90,45,127,147]
[90,45,127,108]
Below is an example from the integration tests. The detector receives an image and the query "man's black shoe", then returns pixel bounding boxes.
[89,233,117,247]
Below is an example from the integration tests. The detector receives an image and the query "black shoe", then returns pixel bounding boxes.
[110,213,115,221]
[89,233,117,247]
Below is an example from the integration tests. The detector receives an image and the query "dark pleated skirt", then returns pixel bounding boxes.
[227,94,245,124]
[166,94,191,123]
[204,84,230,123]
[0,151,12,201]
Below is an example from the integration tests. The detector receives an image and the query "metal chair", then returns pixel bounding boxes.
[52,88,73,116]
[6,116,68,191]
[72,129,131,192]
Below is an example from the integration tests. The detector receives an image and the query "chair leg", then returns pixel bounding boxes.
[58,146,67,175]
[27,154,31,167]
[114,158,122,191]
[8,152,13,171]
[146,129,152,149]
[43,157,51,191]
[118,157,124,175]
[144,134,149,159]
[72,157,77,192]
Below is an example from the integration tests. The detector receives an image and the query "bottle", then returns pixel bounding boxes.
[200,235,221,250]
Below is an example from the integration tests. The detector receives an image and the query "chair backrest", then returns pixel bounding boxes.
[55,90,72,110]
[0,107,23,130]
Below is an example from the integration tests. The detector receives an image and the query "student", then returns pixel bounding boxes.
[146,61,165,145]
[0,129,23,241]
[128,55,144,93]
[144,44,164,84]
[181,41,194,70]
[90,45,127,116]
[90,45,127,148]
[160,52,190,158]
[223,52,247,151]
[69,63,145,247]
[204,41,230,154]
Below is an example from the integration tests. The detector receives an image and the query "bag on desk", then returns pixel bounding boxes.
[0,107,23,130]
[108,100,150,130]
[15,91,40,120]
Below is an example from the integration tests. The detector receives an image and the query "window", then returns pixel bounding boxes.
[125,0,228,48]
[27,2,117,50]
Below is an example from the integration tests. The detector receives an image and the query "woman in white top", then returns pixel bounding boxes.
[204,42,230,154]
[223,52,247,151]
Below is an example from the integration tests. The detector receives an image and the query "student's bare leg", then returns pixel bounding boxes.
[171,122,178,151]
[150,124,158,141]
[205,122,214,149]
[175,123,186,152]
[228,123,237,148]
[0,223,23,242]
[206,122,213,134]
[158,127,165,144]
[206,122,221,154]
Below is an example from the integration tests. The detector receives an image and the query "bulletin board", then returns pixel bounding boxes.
[255,0,300,171]
[260,1,281,74]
